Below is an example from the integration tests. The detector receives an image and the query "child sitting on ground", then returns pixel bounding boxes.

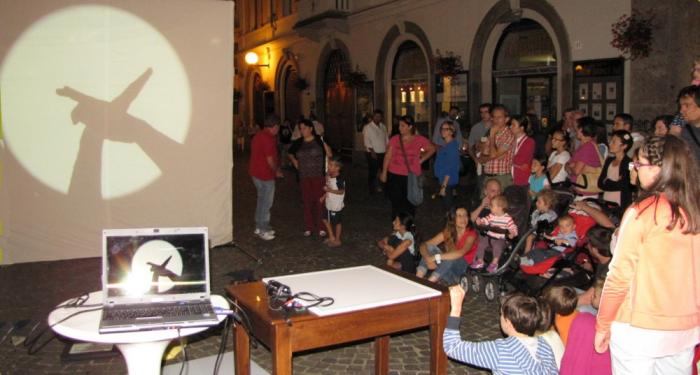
[540,285,579,346]
[524,189,559,254]
[320,158,345,247]
[520,214,577,266]
[444,285,558,374]
[537,294,565,370]
[560,277,612,375]
[528,157,550,198]
[377,212,417,273]
[472,195,518,273]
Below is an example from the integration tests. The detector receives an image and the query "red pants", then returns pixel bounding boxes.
[300,176,325,232]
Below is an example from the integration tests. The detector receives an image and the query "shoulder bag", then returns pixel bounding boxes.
[399,136,424,206]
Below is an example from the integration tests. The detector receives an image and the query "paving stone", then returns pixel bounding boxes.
[0,152,498,374]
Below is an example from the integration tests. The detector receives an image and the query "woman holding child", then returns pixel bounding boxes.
[416,206,478,285]
[595,135,700,374]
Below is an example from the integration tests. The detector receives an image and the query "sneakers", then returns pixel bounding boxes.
[254,228,275,236]
[470,259,485,269]
[255,230,275,241]
[303,230,312,237]
[319,230,327,237]
[486,263,498,273]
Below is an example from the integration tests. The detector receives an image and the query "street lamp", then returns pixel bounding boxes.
[245,47,270,67]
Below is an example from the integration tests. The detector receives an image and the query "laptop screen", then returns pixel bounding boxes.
[102,228,210,301]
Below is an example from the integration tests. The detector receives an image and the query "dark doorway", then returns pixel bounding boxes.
[323,50,353,156]
[283,67,301,123]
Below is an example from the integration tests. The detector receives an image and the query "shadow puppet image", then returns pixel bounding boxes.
[56,67,181,203]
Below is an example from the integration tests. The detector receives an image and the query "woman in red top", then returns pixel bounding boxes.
[509,114,536,187]
[380,115,435,218]
[416,206,478,285]
[595,136,700,374]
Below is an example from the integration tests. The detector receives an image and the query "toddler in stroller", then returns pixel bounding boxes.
[471,195,518,273]
[520,214,578,266]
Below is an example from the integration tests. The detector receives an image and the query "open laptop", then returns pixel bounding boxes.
[99,227,218,333]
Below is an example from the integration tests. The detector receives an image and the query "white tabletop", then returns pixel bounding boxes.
[48,292,228,344]
[262,265,441,316]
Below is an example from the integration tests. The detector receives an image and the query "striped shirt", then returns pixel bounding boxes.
[444,317,558,375]
[477,213,518,239]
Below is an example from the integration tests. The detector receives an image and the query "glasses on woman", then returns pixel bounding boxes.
[631,161,655,170]
[552,137,566,142]
[440,127,452,131]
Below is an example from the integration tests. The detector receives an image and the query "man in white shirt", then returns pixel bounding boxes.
[362,109,388,194]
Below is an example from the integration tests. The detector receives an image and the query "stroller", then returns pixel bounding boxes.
[460,184,531,301]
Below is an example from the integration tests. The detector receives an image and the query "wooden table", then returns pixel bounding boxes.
[226,266,449,375]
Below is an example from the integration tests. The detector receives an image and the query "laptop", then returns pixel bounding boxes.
[99,227,218,333]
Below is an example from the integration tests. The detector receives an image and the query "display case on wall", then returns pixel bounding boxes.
[573,58,624,130]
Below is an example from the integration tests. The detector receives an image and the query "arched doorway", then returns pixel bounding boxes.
[283,66,301,123]
[391,41,429,135]
[493,19,557,125]
[252,73,265,128]
[323,49,353,154]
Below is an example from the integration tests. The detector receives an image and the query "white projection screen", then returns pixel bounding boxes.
[0,0,233,263]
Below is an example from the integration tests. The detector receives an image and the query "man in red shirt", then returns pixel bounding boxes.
[249,115,281,240]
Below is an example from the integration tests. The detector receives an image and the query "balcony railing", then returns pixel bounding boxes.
[295,0,352,29]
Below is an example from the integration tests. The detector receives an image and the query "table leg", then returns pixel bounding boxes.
[233,322,250,375]
[116,341,169,375]
[429,296,449,375]
[272,326,292,375]
[374,335,389,374]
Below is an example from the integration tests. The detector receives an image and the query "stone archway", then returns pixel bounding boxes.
[275,53,302,123]
[315,39,353,154]
[468,0,572,123]
[374,21,434,135]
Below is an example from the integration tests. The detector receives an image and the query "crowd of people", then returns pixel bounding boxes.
[246,59,700,374]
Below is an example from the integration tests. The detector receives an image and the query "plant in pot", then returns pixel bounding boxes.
[611,11,656,60]
[434,49,463,77]
[345,65,367,87]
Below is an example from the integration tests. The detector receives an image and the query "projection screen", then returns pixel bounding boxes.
[0,0,233,263]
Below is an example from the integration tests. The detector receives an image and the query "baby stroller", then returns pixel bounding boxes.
[460,184,531,301]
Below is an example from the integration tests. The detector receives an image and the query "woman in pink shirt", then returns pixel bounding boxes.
[594,136,700,374]
[380,115,435,218]
[509,114,535,187]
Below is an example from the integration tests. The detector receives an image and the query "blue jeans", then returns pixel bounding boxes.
[252,177,275,231]
[417,244,467,285]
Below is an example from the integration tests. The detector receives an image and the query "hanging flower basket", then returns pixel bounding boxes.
[611,11,656,60]
[294,77,309,91]
[345,67,367,87]
[434,49,463,77]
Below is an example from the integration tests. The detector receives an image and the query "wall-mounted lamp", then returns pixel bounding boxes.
[245,47,270,67]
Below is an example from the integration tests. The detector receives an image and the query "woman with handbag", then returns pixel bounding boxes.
[566,116,604,198]
[380,115,435,219]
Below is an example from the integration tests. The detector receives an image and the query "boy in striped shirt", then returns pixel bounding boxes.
[472,195,518,273]
[444,285,558,374]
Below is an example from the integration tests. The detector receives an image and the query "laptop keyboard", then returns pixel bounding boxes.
[104,302,214,321]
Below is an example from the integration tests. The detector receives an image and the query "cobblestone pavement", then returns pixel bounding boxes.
[0,152,502,374]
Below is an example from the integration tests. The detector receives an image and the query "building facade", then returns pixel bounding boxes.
[234,0,698,156]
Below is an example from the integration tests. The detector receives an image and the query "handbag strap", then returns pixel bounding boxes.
[398,136,413,174]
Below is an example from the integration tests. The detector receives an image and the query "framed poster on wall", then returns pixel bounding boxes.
[355,81,374,132]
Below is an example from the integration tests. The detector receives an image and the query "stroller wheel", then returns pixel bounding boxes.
[459,275,470,292]
[484,279,498,302]
[470,274,481,293]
